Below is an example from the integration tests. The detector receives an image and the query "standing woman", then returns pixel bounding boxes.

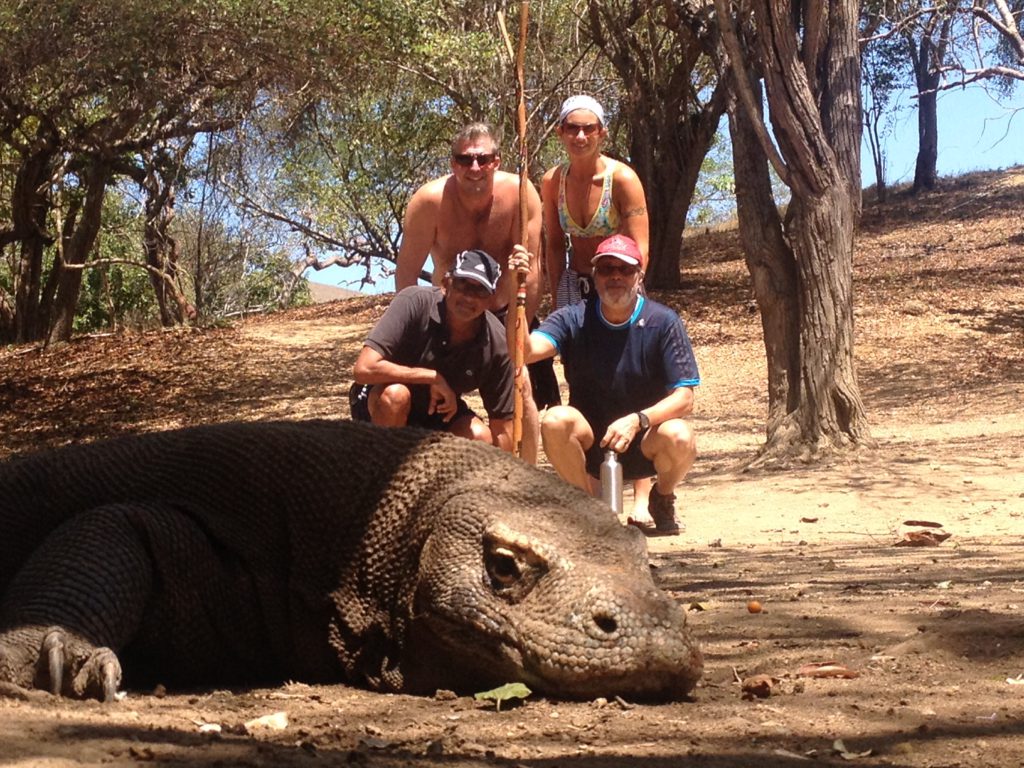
[540,95,658,530]
[542,95,650,309]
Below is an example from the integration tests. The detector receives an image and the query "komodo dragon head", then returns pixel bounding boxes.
[402,448,703,702]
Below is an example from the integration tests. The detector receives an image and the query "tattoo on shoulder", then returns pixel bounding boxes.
[622,206,647,219]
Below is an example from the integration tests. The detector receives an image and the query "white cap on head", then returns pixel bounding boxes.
[558,95,605,126]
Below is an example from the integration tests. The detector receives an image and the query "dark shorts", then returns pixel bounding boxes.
[584,431,655,481]
[494,308,561,409]
[348,382,477,432]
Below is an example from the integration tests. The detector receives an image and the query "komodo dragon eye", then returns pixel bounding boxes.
[488,547,521,586]
[482,534,547,602]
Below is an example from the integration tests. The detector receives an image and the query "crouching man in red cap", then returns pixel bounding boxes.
[508,234,699,535]
[351,249,514,451]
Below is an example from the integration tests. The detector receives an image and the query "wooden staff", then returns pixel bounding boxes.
[498,2,530,458]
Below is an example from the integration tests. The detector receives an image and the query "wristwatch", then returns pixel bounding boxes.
[635,411,650,431]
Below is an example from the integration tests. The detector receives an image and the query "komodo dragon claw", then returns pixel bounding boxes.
[37,628,121,701]
[43,630,63,696]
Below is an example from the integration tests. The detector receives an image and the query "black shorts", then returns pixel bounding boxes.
[348,382,477,431]
[584,432,655,481]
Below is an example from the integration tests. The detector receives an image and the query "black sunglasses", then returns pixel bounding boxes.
[562,121,601,136]
[452,153,498,167]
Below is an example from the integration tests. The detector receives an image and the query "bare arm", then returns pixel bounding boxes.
[613,163,650,270]
[395,184,440,291]
[507,245,558,364]
[640,385,694,425]
[541,167,567,308]
[353,346,444,387]
[353,346,458,418]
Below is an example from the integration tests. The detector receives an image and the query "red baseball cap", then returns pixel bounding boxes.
[592,234,642,266]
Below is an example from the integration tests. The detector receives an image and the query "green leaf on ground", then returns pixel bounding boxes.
[474,682,532,711]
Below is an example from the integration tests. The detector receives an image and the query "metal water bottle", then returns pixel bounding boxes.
[600,449,624,516]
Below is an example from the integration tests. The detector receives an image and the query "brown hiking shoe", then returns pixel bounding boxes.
[646,488,682,536]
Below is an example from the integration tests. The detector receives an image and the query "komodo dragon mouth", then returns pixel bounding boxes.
[407,597,703,702]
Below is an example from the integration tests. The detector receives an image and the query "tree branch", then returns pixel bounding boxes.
[712,0,790,186]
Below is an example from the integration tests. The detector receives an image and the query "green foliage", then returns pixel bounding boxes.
[212,0,612,287]
[71,189,157,333]
[689,129,736,226]
[272,86,454,268]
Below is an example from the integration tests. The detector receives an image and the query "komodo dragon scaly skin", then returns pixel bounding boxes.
[0,419,702,701]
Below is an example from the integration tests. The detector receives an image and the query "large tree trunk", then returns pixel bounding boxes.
[45,162,111,346]
[778,185,867,450]
[715,0,871,461]
[4,150,56,343]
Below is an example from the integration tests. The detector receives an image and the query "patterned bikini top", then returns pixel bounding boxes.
[558,159,620,238]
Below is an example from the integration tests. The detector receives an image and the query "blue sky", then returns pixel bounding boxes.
[308,84,1022,292]
[870,85,1022,186]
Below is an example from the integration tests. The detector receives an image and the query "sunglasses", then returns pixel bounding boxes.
[452,152,498,167]
[594,263,639,278]
[562,121,601,136]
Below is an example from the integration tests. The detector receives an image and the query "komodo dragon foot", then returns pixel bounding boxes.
[0,626,122,701]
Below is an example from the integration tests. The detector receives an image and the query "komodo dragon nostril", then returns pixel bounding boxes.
[593,612,618,634]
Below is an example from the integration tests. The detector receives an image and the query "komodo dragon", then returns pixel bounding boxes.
[0,419,702,702]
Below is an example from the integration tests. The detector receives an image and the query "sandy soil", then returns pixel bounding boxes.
[1,168,1023,767]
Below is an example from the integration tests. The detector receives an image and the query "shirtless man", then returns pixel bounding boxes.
[395,123,549,463]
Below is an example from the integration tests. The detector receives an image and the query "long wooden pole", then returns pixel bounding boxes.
[498,2,530,458]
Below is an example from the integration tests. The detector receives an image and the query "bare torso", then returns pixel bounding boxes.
[430,173,521,310]
[398,169,540,314]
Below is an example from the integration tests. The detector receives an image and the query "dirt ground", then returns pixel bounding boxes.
[1,168,1023,767]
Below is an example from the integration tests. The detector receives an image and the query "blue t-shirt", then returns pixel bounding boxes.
[535,296,699,435]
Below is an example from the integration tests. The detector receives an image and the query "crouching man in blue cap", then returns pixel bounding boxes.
[350,249,514,451]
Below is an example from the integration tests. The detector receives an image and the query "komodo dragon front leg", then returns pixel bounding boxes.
[0,501,273,701]
[0,503,155,700]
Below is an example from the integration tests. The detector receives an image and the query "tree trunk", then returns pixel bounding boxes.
[906,7,956,196]
[6,150,56,343]
[715,0,872,462]
[728,82,800,433]
[585,0,728,290]
[143,173,191,326]
[772,185,868,454]
[630,82,728,288]
[913,81,939,193]
[867,116,888,203]
[45,162,111,346]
